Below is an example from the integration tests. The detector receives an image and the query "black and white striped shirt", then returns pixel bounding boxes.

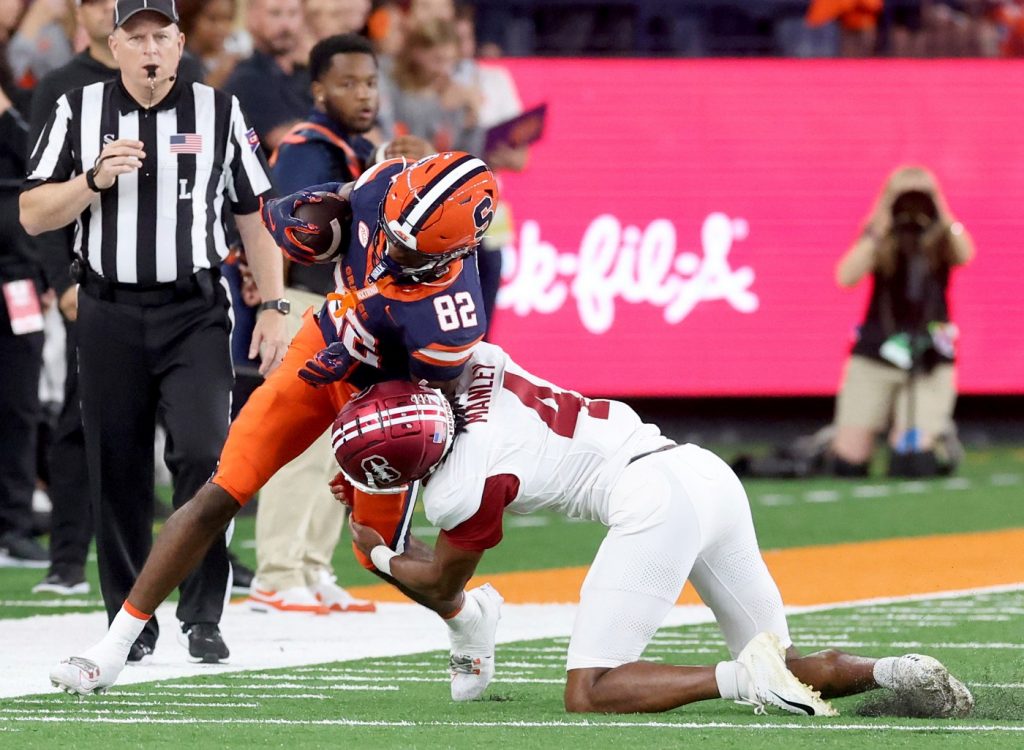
[26,78,272,285]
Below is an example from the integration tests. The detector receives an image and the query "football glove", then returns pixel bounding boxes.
[329,471,355,508]
[298,341,353,387]
[260,182,342,266]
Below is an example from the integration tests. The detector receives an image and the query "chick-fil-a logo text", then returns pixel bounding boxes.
[497,212,759,334]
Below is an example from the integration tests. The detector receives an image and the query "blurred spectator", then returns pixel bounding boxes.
[0,43,47,566]
[383,17,481,153]
[454,10,524,157]
[225,0,311,153]
[222,0,309,402]
[407,0,455,25]
[883,1,992,56]
[996,1,1024,56]
[221,227,261,377]
[461,1,1011,57]
[366,0,404,59]
[294,0,372,68]
[247,33,391,614]
[806,0,882,56]
[830,166,973,477]
[304,0,371,39]
[179,0,242,89]
[2,0,74,87]
[452,3,526,331]
[923,1,983,56]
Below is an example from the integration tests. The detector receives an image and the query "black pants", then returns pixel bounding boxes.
[0,302,43,542]
[77,283,233,647]
[46,319,92,577]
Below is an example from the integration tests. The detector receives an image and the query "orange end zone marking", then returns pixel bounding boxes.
[346,527,1024,607]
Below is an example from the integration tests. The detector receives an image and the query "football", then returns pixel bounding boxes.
[291,192,353,263]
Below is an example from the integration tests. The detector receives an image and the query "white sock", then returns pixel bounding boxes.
[873,656,899,689]
[84,606,149,663]
[444,592,482,637]
[715,660,748,701]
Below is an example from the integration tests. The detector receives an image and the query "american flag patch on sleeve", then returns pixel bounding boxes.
[170,133,203,154]
[246,128,261,153]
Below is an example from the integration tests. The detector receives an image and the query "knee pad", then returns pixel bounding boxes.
[888,450,940,478]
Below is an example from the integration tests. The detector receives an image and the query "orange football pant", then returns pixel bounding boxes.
[213,310,412,570]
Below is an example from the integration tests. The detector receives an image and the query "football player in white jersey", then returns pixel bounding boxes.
[333,343,973,718]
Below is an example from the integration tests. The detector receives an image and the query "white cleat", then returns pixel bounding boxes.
[888,654,974,718]
[247,578,329,615]
[736,632,838,717]
[449,583,503,702]
[948,674,975,717]
[49,654,122,697]
[310,570,376,613]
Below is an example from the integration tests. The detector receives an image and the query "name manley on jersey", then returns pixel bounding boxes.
[317,159,489,389]
[424,343,674,535]
[25,78,270,285]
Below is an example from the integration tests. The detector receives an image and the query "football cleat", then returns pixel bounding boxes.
[948,674,976,717]
[247,579,330,615]
[448,583,503,702]
[33,571,90,596]
[310,569,376,613]
[126,640,154,664]
[887,654,974,718]
[735,632,838,717]
[50,652,123,697]
[179,623,230,664]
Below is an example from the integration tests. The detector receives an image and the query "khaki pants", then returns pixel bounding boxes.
[253,289,345,591]
[834,355,957,443]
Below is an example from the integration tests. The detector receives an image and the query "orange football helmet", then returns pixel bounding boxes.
[378,152,498,280]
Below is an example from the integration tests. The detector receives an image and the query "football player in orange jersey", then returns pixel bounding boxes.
[48,152,504,697]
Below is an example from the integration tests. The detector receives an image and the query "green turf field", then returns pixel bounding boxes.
[3,445,1019,609]
[1,445,1021,746]
[3,591,1023,748]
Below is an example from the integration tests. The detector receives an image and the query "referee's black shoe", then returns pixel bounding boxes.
[180,623,230,664]
[127,639,154,664]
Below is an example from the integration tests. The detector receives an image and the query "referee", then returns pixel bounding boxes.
[27,0,202,598]
[20,0,287,663]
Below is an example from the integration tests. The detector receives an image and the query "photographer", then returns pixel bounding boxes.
[830,166,974,477]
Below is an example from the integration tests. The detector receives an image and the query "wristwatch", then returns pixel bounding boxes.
[85,166,106,193]
[258,298,291,315]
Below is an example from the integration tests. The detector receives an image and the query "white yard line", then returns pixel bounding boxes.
[2,584,1023,701]
[748,474,1002,507]
[2,715,1024,732]
[0,601,713,699]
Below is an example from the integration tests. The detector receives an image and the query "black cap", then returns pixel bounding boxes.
[115,0,179,28]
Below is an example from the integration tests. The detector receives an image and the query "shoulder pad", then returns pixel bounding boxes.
[353,157,407,191]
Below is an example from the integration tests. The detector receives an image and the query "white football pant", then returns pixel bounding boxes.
[566,443,790,670]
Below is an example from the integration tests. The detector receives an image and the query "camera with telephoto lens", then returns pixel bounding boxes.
[890,189,939,235]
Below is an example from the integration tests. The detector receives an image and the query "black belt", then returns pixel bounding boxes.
[79,266,219,306]
[627,443,679,466]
